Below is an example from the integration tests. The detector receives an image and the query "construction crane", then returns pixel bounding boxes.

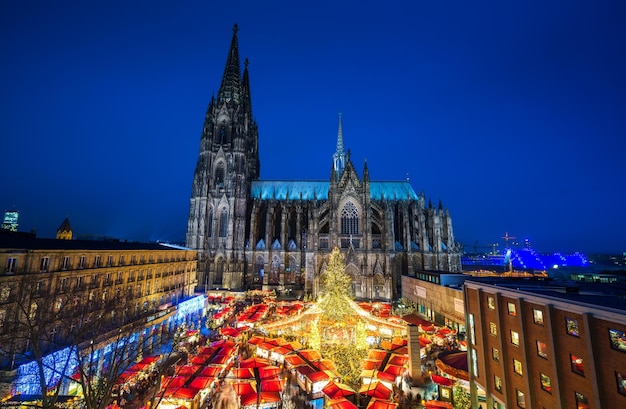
[502,232,516,249]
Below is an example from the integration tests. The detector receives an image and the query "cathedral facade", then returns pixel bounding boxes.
[186,26,462,301]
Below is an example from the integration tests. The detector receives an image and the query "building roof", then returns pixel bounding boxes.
[0,230,188,251]
[250,180,419,201]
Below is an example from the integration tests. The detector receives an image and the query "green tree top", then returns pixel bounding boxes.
[318,247,353,321]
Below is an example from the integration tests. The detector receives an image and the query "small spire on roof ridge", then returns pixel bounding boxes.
[332,112,348,175]
[233,23,239,34]
[406,172,410,182]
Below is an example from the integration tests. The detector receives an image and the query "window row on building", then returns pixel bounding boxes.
[465,281,626,409]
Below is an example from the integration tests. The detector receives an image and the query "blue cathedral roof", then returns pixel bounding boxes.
[250,180,419,201]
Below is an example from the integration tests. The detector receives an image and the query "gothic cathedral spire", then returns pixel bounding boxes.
[333,112,348,175]
[218,24,241,104]
[186,25,259,291]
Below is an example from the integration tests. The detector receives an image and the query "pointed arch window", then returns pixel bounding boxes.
[214,258,224,286]
[207,209,213,237]
[219,209,228,237]
[341,201,359,235]
[215,163,225,187]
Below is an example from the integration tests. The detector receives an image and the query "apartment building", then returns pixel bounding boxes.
[464,280,626,409]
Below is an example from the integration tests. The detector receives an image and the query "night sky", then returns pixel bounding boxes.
[1,1,624,254]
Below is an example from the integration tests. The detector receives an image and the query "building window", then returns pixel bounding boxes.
[219,209,228,237]
[533,308,544,325]
[40,257,50,272]
[507,302,517,316]
[469,314,476,345]
[7,257,18,273]
[575,392,588,409]
[511,330,520,346]
[570,354,584,376]
[566,317,580,337]
[107,255,113,267]
[540,373,552,393]
[340,201,359,235]
[494,375,502,393]
[119,255,124,265]
[617,371,626,396]
[62,256,70,270]
[79,256,86,269]
[609,328,626,353]
[492,347,500,362]
[513,359,523,376]
[537,340,548,359]
[488,296,495,310]
[215,162,225,187]
[516,389,526,408]
[207,210,213,237]
[94,256,101,268]
[490,322,497,336]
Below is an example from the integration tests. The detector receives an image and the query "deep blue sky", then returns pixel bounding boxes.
[1,1,624,254]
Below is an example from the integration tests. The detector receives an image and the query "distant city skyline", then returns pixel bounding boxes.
[1,1,624,254]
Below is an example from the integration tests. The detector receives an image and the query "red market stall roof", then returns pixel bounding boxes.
[210,339,236,348]
[368,350,389,361]
[367,398,398,409]
[260,379,284,392]
[376,371,397,383]
[424,401,453,409]
[322,381,356,399]
[431,374,453,387]
[191,355,210,365]
[177,365,200,377]
[421,325,436,332]
[359,381,392,400]
[420,337,432,347]
[284,355,307,368]
[127,362,150,372]
[189,377,214,389]
[298,349,322,362]
[231,381,256,396]
[216,346,236,356]
[382,364,405,377]
[197,346,217,356]
[362,359,381,371]
[270,346,292,356]
[358,302,374,312]
[240,356,270,368]
[328,398,359,409]
[200,366,222,377]
[312,359,338,373]
[163,387,200,400]
[232,368,255,379]
[239,391,281,407]
[258,366,281,381]
[387,354,408,366]
[401,313,432,327]
[209,355,231,365]
[138,356,160,365]
[308,370,330,383]
[247,336,266,345]
[115,370,136,384]
[162,376,187,389]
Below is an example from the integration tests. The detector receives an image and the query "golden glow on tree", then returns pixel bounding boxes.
[318,247,353,322]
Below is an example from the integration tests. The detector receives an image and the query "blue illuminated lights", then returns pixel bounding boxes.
[176,295,206,318]
[16,346,80,395]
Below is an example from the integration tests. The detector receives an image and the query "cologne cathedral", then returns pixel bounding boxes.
[186,26,462,301]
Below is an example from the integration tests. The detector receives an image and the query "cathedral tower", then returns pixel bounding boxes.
[186,25,259,291]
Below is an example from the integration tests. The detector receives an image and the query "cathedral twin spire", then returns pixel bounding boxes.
[218,24,243,104]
